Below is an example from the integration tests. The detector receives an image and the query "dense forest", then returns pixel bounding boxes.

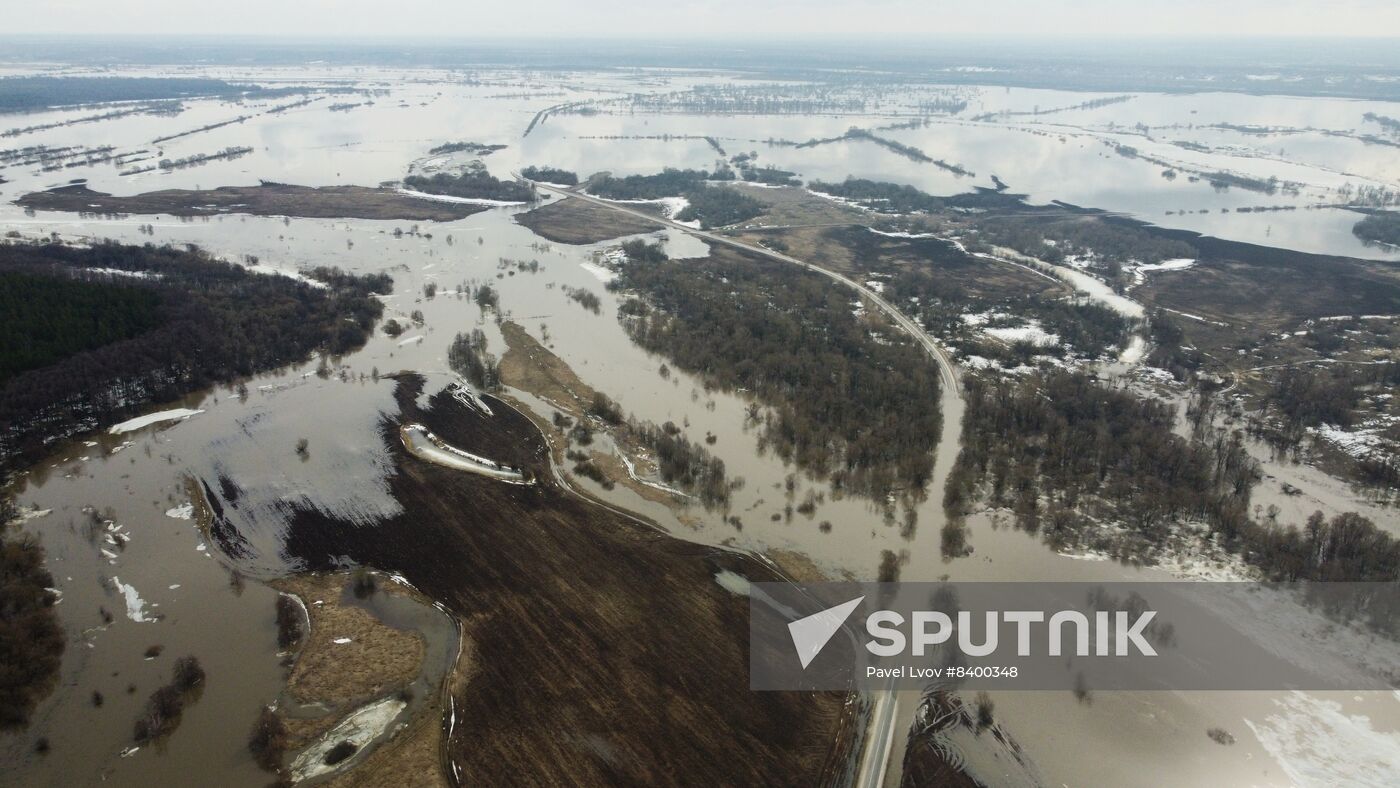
[402,163,535,202]
[972,213,1198,272]
[1352,211,1400,247]
[807,178,1021,215]
[0,76,255,111]
[944,372,1257,561]
[0,271,163,385]
[820,225,1131,360]
[520,166,579,186]
[1252,360,1399,494]
[587,167,729,200]
[900,273,1129,362]
[808,177,946,213]
[0,241,389,474]
[675,186,765,229]
[945,371,1397,582]
[610,243,941,500]
[0,496,64,729]
[585,168,762,228]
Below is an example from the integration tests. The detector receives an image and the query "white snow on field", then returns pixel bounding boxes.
[111,577,154,622]
[864,279,886,294]
[1246,692,1400,788]
[1313,419,1397,459]
[83,267,163,280]
[960,311,1004,327]
[108,408,204,435]
[1137,258,1196,272]
[290,696,407,781]
[400,423,527,482]
[1316,314,1400,322]
[1128,258,1197,287]
[984,324,1060,347]
[246,264,328,289]
[961,355,998,370]
[867,227,937,239]
[1118,335,1148,364]
[396,188,527,207]
[654,196,688,218]
[805,188,874,212]
[164,503,193,520]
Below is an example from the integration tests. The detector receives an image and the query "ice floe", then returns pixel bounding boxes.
[111,577,154,622]
[108,408,204,435]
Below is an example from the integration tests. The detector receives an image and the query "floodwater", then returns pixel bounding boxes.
[2,63,1398,787]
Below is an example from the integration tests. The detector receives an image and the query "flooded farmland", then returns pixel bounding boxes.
[2,46,1399,787]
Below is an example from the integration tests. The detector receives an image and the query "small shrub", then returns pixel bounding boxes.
[352,568,377,599]
[172,656,205,692]
[1207,727,1236,745]
[975,691,995,729]
[248,707,288,771]
[275,595,304,650]
[323,740,358,766]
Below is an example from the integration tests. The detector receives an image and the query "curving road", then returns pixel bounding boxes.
[522,180,964,788]
[526,182,961,394]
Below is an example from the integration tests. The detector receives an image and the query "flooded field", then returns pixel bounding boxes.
[2,57,1398,787]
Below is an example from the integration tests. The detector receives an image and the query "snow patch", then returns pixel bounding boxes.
[246,265,328,289]
[1136,258,1196,273]
[984,324,1060,347]
[1245,692,1400,787]
[397,188,527,207]
[289,696,408,781]
[111,577,154,622]
[108,408,204,435]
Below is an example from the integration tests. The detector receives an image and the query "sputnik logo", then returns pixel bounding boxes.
[788,596,864,669]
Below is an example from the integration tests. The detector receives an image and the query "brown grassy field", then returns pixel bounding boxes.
[245,377,854,786]
[514,196,664,243]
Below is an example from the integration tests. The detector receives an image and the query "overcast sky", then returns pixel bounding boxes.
[6,0,1400,37]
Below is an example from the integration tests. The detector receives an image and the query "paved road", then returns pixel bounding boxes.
[529,183,961,394]
[525,182,963,787]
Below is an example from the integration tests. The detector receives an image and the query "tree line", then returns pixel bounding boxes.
[403,164,535,203]
[0,241,388,474]
[520,166,579,186]
[609,244,941,501]
[945,371,1398,583]
[0,496,64,729]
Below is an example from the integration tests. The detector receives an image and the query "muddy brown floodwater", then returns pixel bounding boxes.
[2,64,1398,788]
